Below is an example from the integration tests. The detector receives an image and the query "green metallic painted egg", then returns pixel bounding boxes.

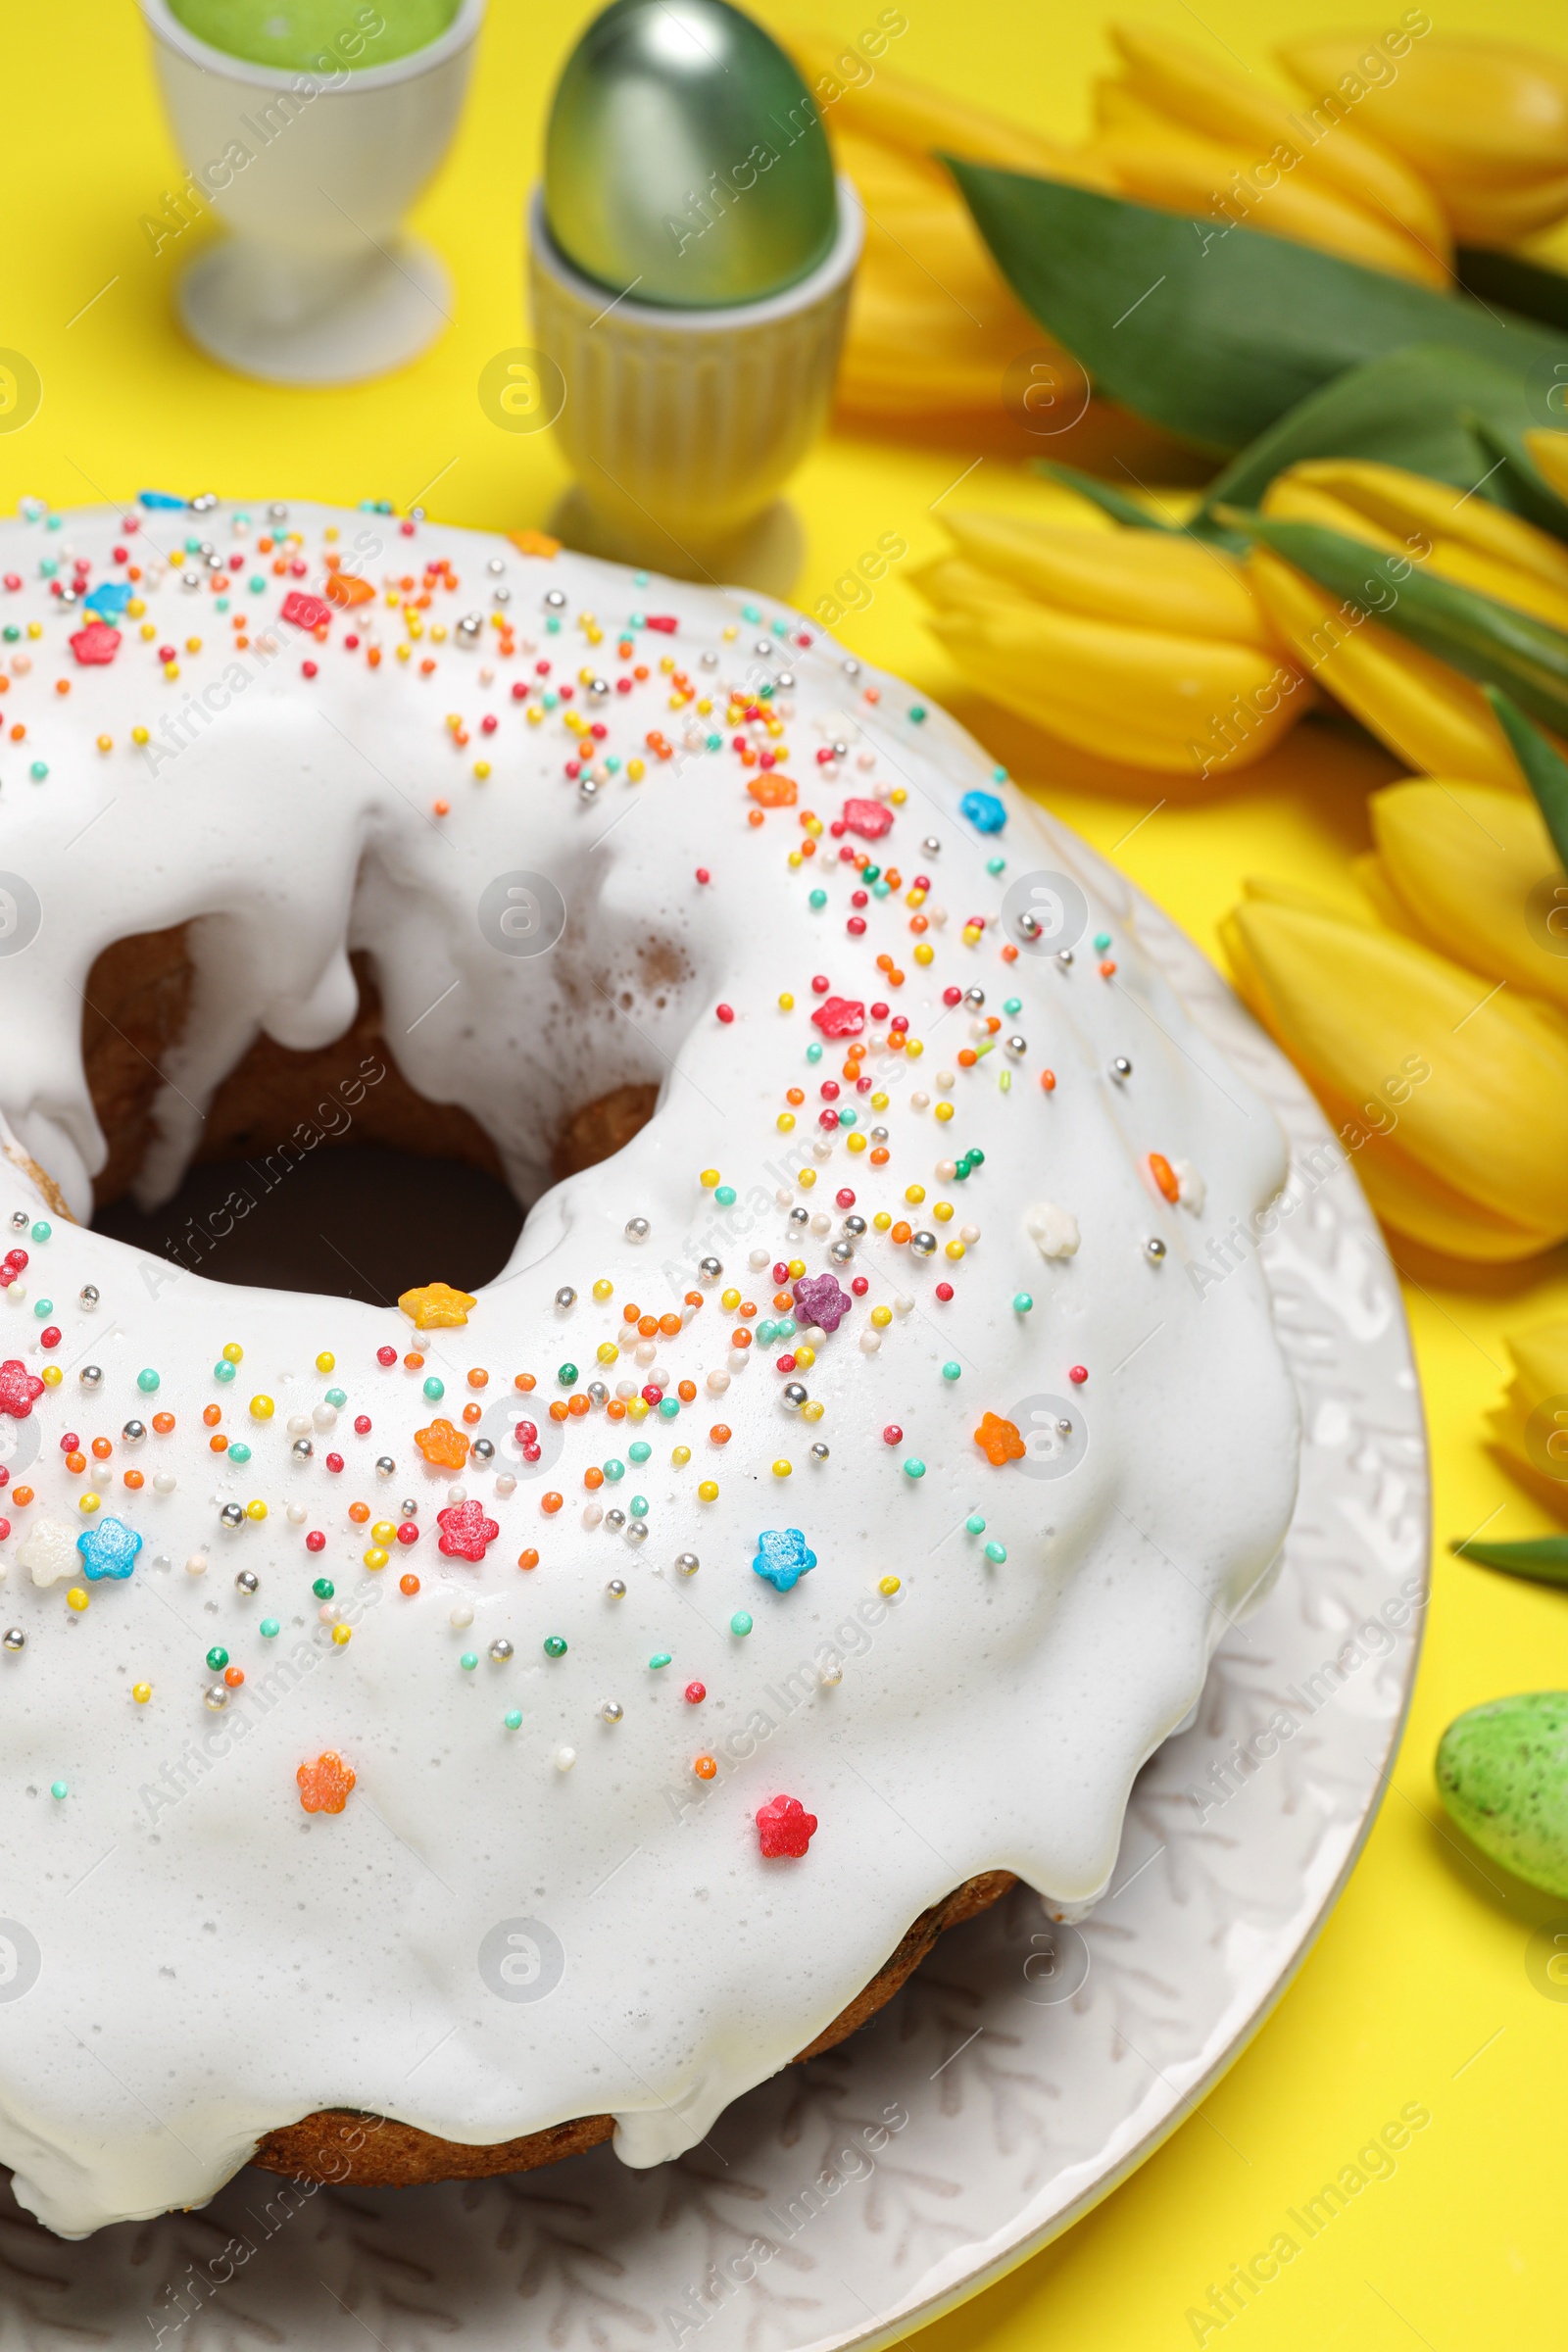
[1436,1690,1568,1896]
[544,0,838,308]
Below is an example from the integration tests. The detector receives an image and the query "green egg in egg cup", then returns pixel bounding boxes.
[528,0,862,595]
[138,0,484,384]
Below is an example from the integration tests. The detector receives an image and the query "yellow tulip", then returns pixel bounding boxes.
[779,38,1109,433]
[1221,885,1568,1259]
[1487,1321,1568,1516]
[1279,33,1568,243]
[918,514,1306,775]
[1262,460,1568,632]
[1527,431,1568,507]
[1109,22,1449,250]
[1087,23,1449,281]
[1366,779,1568,1014]
[1246,460,1568,786]
[1088,86,1446,285]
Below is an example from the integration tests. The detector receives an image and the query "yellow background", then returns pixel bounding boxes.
[4,1,1568,2341]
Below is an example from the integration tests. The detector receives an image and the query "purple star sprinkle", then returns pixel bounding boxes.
[792,1272,852,1333]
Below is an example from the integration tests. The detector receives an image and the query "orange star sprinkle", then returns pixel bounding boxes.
[974,1411,1026,1467]
[297,1751,356,1815]
[415,1417,470,1469]
[398,1281,477,1330]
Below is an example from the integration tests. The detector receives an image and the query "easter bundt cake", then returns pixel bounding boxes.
[0,494,1299,2234]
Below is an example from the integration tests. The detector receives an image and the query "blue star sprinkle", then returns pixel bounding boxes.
[76,1517,143,1582]
[752,1528,817,1592]
[958,789,1006,835]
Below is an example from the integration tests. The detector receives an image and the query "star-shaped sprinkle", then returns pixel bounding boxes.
[793,1272,852,1333]
[399,1281,477,1330]
[810,996,865,1039]
[0,1359,45,1418]
[974,1412,1026,1467]
[416,1417,469,1469]
[437,1498,500,1561]
[297,1751,356,1814]
[757,1793,818,1858]
[20,1517,77,1587]
[75,1516,142,1581]
[752,1528,817,1592]
[70,622,121,665]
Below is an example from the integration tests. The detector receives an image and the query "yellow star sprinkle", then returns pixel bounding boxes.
[399,1281,478,1330]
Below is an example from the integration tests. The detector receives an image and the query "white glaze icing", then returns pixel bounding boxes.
[0,498,1299,2235]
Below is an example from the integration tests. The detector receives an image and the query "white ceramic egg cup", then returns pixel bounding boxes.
[139,0,484,386]
[526,178,863,595]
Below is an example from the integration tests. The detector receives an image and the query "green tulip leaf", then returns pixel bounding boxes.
[1035,462,1252,553]
[1486,689,1568,872]
[1451,1533,1568,1589]
[1455,246,1568,336]
[944,162,1568,454]
[1197,346,1568,540]
[1221,511,1568,738]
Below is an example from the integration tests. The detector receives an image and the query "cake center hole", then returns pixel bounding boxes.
[81,929,658,1300]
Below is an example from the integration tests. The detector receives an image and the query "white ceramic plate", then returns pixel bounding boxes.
[0,818,1427,2351]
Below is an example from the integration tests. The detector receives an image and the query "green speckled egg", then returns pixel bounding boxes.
[1436,1690,1568,1896]
[544,0,838,308]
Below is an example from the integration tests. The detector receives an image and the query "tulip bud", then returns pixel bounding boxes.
[1368,778,1568,1013]
[1221,887,1568,1258]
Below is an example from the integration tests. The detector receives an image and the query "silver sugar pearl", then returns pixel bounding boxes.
[375,1454,396,1477]
[555,1286,577,1310]
[487,557,507,575]
[1017,911,1041,941]
[776,671,795,690]
[587,1381,609,1407]
[1006,1034,1027,1056]
[400,1497,418,1518]
[544,587,567,609]
[869,1126,889,1144]
[963,986,986,1008]
[9,1211,28,1231]
[921,835,941,855]
[829,1239,855,1263]
[577,774,600,802]
[700,650,718,668]
[234,1569,260,1595]
[79,1364,103,1389]
[78,1284,99,1308]
[2,1628,24,1652]
[783,1382,808,1408]
[605,1507,626,1531]
[292,1438,314,1460]
[219,1503,245,1529]
[1146,1236,1167,1261]
[492,585,511,606]
[606,1577,627,1598]
[587,676,610,699]
[911,1230,937,1256]
[472,1438,495,1462]
[809,1442,830,1461]
[754,639,774,658]
[625,1520,648,1545]
[457,612,483,640]
[204,1683,229,1710]
[1110,1056,1133,1080]
[625,1216,651,1243]
[1056,949,1074,968]
[699,1254,723,1281]
[1057,1417,1074,1437]
[842,1213,866,1238]
[789,1205,809,1227]
[191,492,219,513]
[599,1698,623,1724]
[121,1419,146,1445]
[268,502,288,521]
[675,1551,700,1576]
[489,1638,514,1662]
[843,658,861,678]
